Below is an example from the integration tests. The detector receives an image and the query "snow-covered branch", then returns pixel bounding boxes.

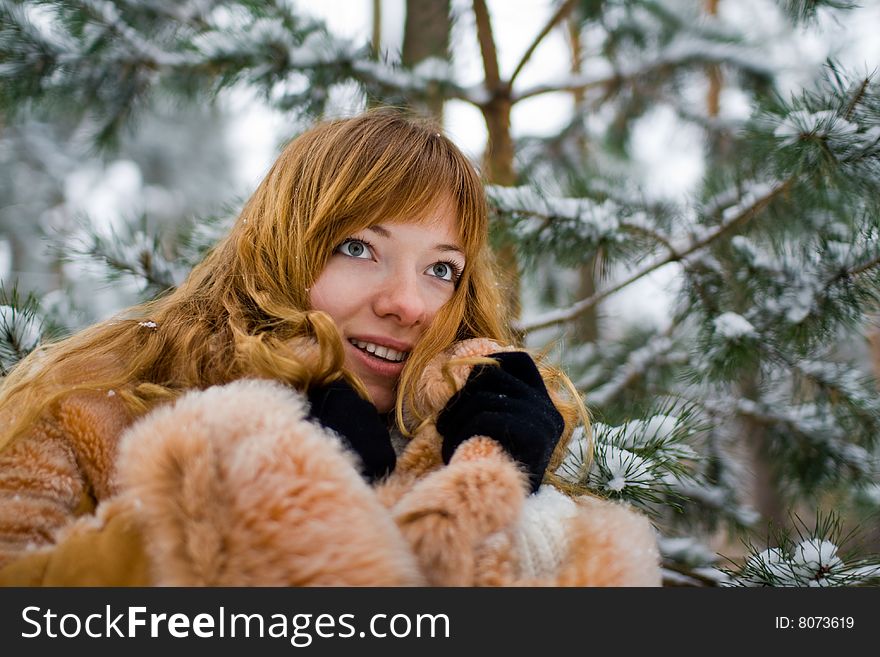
[515,179,792,333]
[582,330,687,406]
[80,0,193,67]
[508,0,577,87]
[514,36,775,103]
[0,286,45,375]
[733,398,875,479]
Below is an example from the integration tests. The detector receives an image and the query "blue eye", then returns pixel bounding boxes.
[337,239,372,259]
[426,261,460,282]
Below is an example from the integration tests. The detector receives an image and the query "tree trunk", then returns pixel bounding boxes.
[372,0,382,58]
[706,0,785,537]
[706,0,722,118]
[867,321,880,388]
[472,0,520,321]
[740,380,788,540]
[402,0,450,122]
[704,0,732,158]
[568,12,599,343]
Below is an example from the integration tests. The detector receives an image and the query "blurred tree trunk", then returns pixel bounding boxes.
[402,0,450,122]
[706,0,722,118]
[366,0,383,109]
[471,0,578,327]
[568,10,599,343]
[704,0,732,158]
[705,0,785,538]
[372,0,382,58]
[472,0,519,321]
[868,321,880,386]
[741,381,788,536]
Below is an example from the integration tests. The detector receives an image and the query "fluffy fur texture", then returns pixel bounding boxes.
[116,380,423,586]
[0,339,661,586]
[0,390,134,567]
[375,338,662,586]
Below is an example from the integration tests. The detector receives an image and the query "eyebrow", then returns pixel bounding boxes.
[367,225,464,256]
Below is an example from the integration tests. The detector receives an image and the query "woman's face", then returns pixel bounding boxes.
[309,199,465,412]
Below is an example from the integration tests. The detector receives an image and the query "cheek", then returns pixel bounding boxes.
[309,265,349,321]
[421,286,457,329]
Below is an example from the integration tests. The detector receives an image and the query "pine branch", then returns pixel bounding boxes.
[0,284,45,376]
[78,0,192,67]
[115,0,216,29]
[848,252,880,278]
[352,58,467,102]
[728,233,880,351]
[721,510,880,586]
[661,562,726,587]
[1,1,466,138]
[779,0,860,26]
[62,221,187,296]
[785,356,880,445]
[508,0,577,87]
[619,220,677,255]
[557,405,704,511]
[516,179,793,333]
[488,183,676,258]
[843,75,870,122]
[731,398,875,482]
[671,478,761,526]
[581,322,686,407]
[514,36,774,103]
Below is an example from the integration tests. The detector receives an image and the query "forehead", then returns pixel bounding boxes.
[379,196,462,244]
[370,208,462,251]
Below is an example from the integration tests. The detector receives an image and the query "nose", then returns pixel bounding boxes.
[372,269,427,327]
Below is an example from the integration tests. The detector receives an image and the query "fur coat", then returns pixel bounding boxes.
[0,339,661,586]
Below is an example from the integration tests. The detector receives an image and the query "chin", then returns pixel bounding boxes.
[368,387,395,413]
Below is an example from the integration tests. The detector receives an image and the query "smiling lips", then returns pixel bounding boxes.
[348,338,410,363]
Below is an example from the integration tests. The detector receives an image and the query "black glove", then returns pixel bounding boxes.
[306,379,396,483]
[436,352,564,494]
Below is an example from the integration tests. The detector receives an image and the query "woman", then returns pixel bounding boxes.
[0,110,659,586]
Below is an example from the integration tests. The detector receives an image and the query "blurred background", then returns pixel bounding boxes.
[2,0,880,585]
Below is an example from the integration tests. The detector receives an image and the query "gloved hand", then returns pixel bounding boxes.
[436,352,564,494]
[306,379,396,483]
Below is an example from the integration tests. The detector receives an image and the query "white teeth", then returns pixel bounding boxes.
[349,339,408,363]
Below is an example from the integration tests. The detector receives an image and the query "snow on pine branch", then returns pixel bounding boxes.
[582,332,688,407]
[194,18,348,70]
[487,184,672,274]
[64,223,190,295]
[794,359,880,418]
[517,180,791,334]
[514,33,776,102]
[781,0,862,25]
[774,109,858,147]
[487,184,624,238]
[79,0,193,67]
[717,230,879,338]
[733,398,876,483]
[556,410,701,509]
[0,286,44,375]
[671,478,760,527]
[759,71,880,176]
[772,106,880,164]
[687,181,780,243]
[2,1,467,136]
[729,540,879,586]
[713,312,757,339]
[722,512,880,587]
[352,57,471,102]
